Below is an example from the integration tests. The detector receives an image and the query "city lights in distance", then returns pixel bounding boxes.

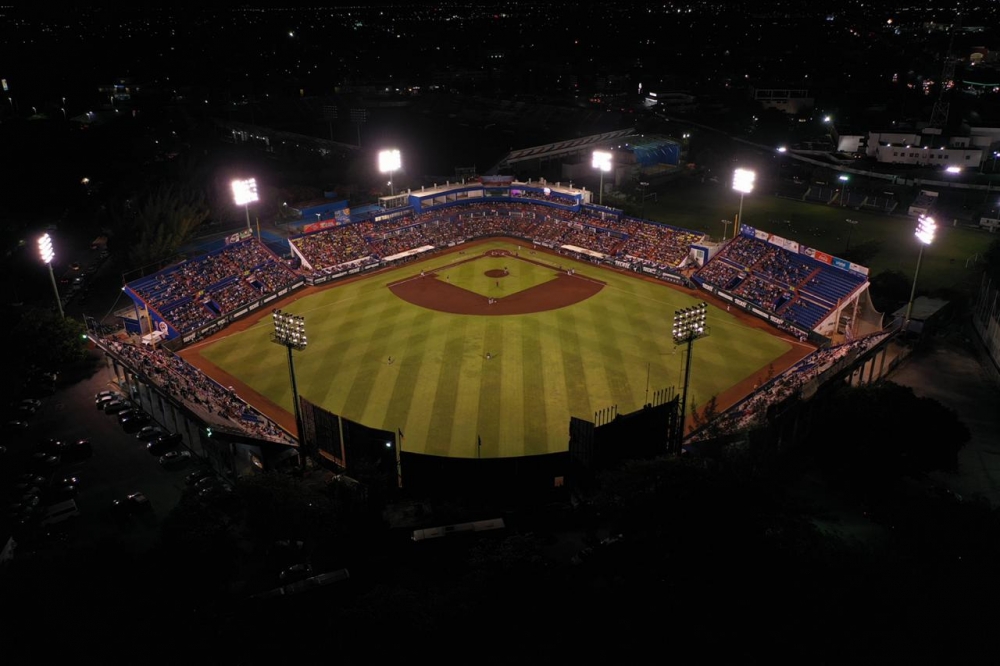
[232,178,259,205]
[732,168,756,194]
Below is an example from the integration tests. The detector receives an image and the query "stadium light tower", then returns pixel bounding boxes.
[592,150,612,206]
[231,177,259,234]
[37,233,64,320]
[378,149,402,196]
[272,309,307,466]
[904,216,936,330]
[732,168,755,240]
[673,302,708,451]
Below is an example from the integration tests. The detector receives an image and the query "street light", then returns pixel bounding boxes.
[271,309,307,467]
[672,302,708,450]
[231,177,258,234]
[732,168,755,239]
[845,219,859,252]
[37,233,64,319]
[592,150,612,206]
[378,149,401,196]
[904,216,936,330]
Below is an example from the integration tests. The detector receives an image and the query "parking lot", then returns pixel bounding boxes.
[4,349,198,557]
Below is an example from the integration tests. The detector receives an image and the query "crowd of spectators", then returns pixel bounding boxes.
[102,336,294,444]
[132,240,295,333]
[732,275,788,310]
[687,331,892,442]
[721,235,769,269]
[695,261,744,291]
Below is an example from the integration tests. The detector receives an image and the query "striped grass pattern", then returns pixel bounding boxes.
[200,240,791,458]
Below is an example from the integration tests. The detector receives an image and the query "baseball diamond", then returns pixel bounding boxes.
[185,239,802,459]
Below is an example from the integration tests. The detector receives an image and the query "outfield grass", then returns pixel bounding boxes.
[198,240,792,458]
[642,180,995,295]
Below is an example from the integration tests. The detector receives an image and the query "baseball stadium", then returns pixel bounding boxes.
[107,176,886,486]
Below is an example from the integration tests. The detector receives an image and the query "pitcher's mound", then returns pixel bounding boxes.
[484,269,507,278]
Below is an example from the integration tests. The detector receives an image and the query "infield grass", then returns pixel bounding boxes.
[198,240,792,458]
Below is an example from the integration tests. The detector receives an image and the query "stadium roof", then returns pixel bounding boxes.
[488,128,635,173]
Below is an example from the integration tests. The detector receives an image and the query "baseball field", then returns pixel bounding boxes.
[187,239,802,458]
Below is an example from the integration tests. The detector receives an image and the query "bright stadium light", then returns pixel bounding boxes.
[379,149,402,196]
[592,150,612,206]
[232,177,259,233]
[945,165,962,174]
[731,168,756,240]
[672,302,709,451]
[904,216,936,329]
[37,233,64,319]
[272,309,307,467]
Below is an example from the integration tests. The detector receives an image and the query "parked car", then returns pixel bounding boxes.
[35,439,69,455]
[31,453,61,472]
[46,484,79,502]
[148,432,182,455]
[18,474,48,487]
[18,398,41,411]
[135,426,165,442]
[194,475,220,491]
[159,450,192,467]
[51,474,80,488]
[121,413,151,432]
[4,420,29,431]
[279,563,313,584]
[112,492,151,516]
[63,438,93,461]
[185,468,214,486]
[103,400,132,415]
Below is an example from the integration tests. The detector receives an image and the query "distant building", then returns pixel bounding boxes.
[753,88,814,115]
[867,130,985,169]
[643,91,696,113]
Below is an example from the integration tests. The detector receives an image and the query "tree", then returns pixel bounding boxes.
[10,307,88,371]
[101,181,210,269]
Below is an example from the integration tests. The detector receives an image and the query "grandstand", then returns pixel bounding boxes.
[125,239,300,339]
[693,225,870,337]
[123,181,872,345]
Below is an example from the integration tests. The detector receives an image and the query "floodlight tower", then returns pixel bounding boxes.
[672,302,708,450]
[231,177,259,234]
[732,168,756,239]
[592,150,612,206]
[379,149,401,196]
[904,216,936,329]
[272,309,307,465]
[37,233,64,319]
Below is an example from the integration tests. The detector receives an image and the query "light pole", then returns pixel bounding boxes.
[271,309,307,468]
[722,219,733,241]
[378,149,401,197]
[838,174,850,206]
[593,150,612,206]
[732,168,755,239]
[845,218,859,252]
[639,181,649,217]
[904,216,936,330]
[231,177,258,234]
[37,233,64,319]
[673,302,708,450]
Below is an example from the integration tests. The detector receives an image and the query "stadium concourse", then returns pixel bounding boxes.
[110,183,881,462]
